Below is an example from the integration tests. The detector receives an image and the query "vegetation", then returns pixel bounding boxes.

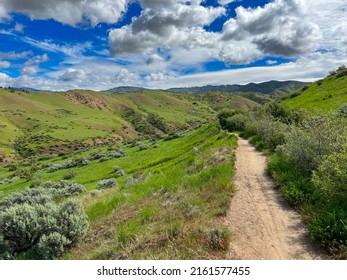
[219,70,347,258]
[0,124,237,259]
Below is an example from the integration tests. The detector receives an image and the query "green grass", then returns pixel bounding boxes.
[282,73,347,112]
[0,88,218,158]
[1,124,238,259]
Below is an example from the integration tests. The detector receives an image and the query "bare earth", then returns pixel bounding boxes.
[224,136,328,260]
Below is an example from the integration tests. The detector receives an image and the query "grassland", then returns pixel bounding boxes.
[0,123,237,259]
[282,71,347,112]
[0,88,256,161]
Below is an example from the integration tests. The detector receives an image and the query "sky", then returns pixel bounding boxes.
[0,0,346,91]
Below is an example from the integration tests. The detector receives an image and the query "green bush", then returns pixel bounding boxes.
[225,114,247,131]
[313,150,347,201]
[0,199,88,259]
[280,115,346,172]
[34,232,71,260]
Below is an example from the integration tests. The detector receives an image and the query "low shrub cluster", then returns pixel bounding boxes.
[0,188,89,259]
[46,158,90,173]
[0,176,19,185]
[97,178,118,189]
[43,180,86,197]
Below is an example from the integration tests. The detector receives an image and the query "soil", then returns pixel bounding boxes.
[224,136,328,260]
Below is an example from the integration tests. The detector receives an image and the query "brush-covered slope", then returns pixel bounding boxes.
[282,68,347,112]
[0,88,257,160]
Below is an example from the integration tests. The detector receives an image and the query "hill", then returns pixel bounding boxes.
[105,86,147,93]
[0,88,256,161]
[282,66,347,112]
[167,80,308,96]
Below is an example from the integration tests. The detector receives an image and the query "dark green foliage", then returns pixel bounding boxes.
[122,108,157,136]
[224,114,248,131]
[147,113,169,133]
[63,169,77,180]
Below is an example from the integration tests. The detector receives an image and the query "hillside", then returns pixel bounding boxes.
[168,80,308,96]
[0,124,238,259]
[0,88,256,161]
[282,68,347,112]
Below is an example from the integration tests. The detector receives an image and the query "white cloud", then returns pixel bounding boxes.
[0,51,32,60]
[58,69,86,82]
[14,23,25,33]
[144,72,168,81]
[221,0,321,59]
[25,53,49,65]
[0,61,11,69]
[114,69,139,83]
[22,37,91,58]
[0,0,130,26]
[109,1,225,55]
[21,66,38,76]
[218,0,237,5]
[146,54,165,65]
[266,60,278,65]
[0,72,11,85]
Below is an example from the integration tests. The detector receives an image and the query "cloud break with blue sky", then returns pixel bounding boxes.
[0,0,346,91]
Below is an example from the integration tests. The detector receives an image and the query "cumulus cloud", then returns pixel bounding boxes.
[59,69,86,82]
[0,61,10,69]
[21,66,38,76]
[109,1,225,55]
[146,54,165,65]
[114,69,139,83]
[144,72,168,81]
[221,0,321,58]
[0,72,11,85]
[0,0,130,26]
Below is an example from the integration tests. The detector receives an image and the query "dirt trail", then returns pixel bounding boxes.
[224,136,328,260]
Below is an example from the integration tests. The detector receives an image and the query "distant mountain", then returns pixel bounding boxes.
[104,86,147,93]
[167,81,309,96]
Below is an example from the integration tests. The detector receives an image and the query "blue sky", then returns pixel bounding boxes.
[0,0,346,91]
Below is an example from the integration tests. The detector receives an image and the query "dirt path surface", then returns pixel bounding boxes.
[224,136,328,260]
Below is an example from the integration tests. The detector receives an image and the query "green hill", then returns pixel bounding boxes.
[282,67,347,112]
[0,88,256,161]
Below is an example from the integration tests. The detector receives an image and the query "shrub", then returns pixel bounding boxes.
[43,180,86,197]
[99,156,109,162]
[207,228,230,250]
[115,170,126,178]
[64,170,77,180]
[113,166,121,172]
[225,114,248,131]
[34,232,71,260]
[313,150,347,201]
[0,199,88,259]
[138,143,148,151]
[280,115,346,172]
[97,178,118,189]
[0,188,52,211]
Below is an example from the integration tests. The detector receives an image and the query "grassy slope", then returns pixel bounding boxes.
[282,74,347,112]
[0,124,237,259]
[0,89,214,158]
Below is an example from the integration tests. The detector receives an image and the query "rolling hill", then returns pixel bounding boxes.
[281,68,347,112]
[0,88,257,161]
